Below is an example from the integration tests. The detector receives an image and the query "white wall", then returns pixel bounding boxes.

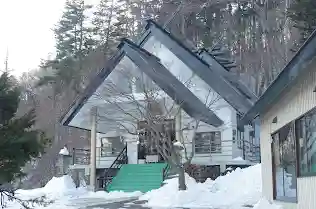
[260,60,316,209]
[180,93,237,165]
[94,133,124,168]
[96,156,117,168]
[124,134,138,164]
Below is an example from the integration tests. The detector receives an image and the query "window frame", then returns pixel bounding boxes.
[194,131,222,154]
[295,107,316,177]
[271,121,298,203]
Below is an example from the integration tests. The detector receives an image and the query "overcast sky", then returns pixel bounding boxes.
[0,0,99,77]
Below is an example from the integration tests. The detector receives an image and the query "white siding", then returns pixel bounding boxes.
[180,97,237,165]
[94,133,116,168]
[260,59,316,209]
[96,156,117,168]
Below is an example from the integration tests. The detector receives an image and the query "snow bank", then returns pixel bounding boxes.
[140,164,263,208]
[253,199,282,209]
[6,175,141,209]
[15,175,81,200]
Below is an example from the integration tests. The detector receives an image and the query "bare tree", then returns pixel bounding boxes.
[87,56,224,190]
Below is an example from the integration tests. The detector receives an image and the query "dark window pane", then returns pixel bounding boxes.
[296,109,316,175]
[272,133,284,197]
[194,132,221,154]
[272,123,297,200]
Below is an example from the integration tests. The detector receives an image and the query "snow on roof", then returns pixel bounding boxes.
[232,156,246,161]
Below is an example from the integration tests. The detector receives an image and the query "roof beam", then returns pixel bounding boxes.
[198,49,258,104]
[146,20,253,115]
[60,51,125,126]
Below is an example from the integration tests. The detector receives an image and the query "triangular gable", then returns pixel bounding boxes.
[120,39,223,126]
[140,20,253,115]
[61,40,224,130]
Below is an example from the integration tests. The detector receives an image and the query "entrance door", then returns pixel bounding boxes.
[137,119,175,163]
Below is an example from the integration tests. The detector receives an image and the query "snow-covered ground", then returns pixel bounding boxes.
[3,164,282,209]
[139,164,282,209]
[3,175,141,209]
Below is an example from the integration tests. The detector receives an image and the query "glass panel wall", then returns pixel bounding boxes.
[143,36,219,108]
[96,56,158,98]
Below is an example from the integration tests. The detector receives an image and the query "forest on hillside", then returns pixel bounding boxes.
[7,0,315,188]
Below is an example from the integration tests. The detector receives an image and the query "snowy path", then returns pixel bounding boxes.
[82,199,255,209]
[6,165,280,209]
[70,197,139,209]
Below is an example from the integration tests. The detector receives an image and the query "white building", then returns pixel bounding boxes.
[61,19,260,190]
[240,30,316,209]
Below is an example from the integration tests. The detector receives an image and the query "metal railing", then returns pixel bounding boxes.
[240,139,261,163]
[162,164,171,182]
[99,144,128,190]
[193,139,260,163]
[72,147,122,165]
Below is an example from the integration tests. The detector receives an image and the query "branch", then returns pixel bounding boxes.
[0,189,53,209]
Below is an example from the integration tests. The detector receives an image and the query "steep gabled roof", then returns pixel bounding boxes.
[60,50,125,127]
[60,32,224,128]
[61,19,257,128]
[120,39,223,126]
[239,30,316,128]
[198,48,257,105]
[143,20,254,115]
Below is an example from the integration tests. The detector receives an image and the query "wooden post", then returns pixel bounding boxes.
[90,107,97,191]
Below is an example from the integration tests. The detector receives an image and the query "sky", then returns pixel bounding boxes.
[0,0,99,77]
[0,0,66,76]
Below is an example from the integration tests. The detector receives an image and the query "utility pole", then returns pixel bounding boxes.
[4,48,9,73]
[1,48,12,74]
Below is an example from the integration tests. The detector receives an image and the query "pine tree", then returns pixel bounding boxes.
[92,0,117,56]
[54,0,95,60]
[0,73,48,185]
[112,0,137,38]
[38,0,95,93]
[288,0,316,43]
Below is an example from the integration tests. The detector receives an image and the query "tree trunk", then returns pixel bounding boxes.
[178,166,187,190]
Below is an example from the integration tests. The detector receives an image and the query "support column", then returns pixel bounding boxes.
[90,107,97,191]
[243,125,250,160]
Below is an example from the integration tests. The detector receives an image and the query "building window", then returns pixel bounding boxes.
[194,132,221,154]
[271,123,297,201]
[295,108,316,176]
[237,130,244,149]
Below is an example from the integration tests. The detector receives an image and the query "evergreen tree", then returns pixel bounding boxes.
[38,0,95,93]
[92,0,117,56]
[54,0,94,60]
[288,0,316,43]
[0,73,48,185]
[112,0,137,38]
